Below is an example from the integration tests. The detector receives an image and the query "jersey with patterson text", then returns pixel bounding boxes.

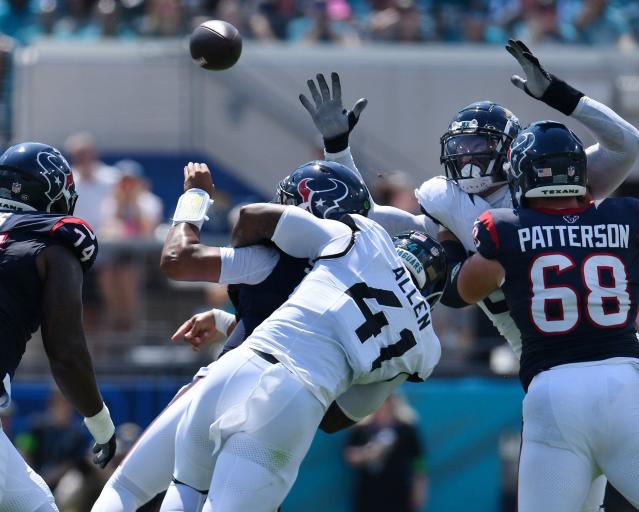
[0,211,98,390]
[474,198,639,390]
[248,214,442,408]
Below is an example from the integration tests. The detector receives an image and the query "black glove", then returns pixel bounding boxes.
[506,39,584,116]
[92,433,117,469]
[299,72,368,153]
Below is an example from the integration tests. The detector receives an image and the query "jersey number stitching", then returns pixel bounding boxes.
[529,252,630,334]
[345,282,418,371]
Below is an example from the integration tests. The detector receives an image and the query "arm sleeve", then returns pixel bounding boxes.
[572,96,639,199]
[336,374,408,422]
[271,206,353,259]
[325,147,437,237]
[218,246,280,285]
[472,212,500,260]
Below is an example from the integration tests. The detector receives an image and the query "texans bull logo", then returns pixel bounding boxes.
[297,177,349,219]
[36,150,75,204]
[508,131,536,179]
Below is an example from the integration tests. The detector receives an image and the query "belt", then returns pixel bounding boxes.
[251,348,279,365]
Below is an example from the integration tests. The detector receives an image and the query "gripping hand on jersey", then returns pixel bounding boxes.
[92,433,117,469]
[299,72,368,153]
[506,39,583,116]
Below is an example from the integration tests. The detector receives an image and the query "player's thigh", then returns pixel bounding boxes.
[596,363,639,507]
[518,439,595,512]
[173,347,272,491]
[0,428,58,512]
[205,375,325,512]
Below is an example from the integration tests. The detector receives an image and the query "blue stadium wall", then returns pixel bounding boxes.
[9,378,524,512]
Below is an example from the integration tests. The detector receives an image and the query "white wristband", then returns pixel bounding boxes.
[212,308,235,336]
[172,188,214,230]
[84,403,115,445]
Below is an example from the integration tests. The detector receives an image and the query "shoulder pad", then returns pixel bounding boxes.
[415,176,493,251]
[473,211,501,260]
[49,217,99,271]
[415,176,455,225]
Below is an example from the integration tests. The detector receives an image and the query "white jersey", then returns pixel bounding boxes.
[248,209,441,408]
[416,176,523,356]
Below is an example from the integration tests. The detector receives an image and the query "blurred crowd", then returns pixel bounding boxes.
[0,0,637,48]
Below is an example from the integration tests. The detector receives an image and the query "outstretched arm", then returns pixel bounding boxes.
[506,39,639,199]
[300,73,437,237]
[160,162,221,281]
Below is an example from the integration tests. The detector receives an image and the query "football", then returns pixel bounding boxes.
[189,20,242,71]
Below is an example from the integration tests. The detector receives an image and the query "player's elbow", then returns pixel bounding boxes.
[160,242,196,280]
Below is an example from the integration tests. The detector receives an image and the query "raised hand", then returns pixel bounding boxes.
[183,162,215,197]
[505,39,551,98]
[505,39,584,116]
[299,72,368,153]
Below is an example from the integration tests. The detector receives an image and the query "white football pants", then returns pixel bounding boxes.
[519,359,639,512]
[0,424,58,511]
[160,345,325,512]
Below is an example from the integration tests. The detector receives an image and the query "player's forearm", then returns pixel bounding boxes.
[325,147,364,182]
[48,345,103,417]
[572,96,639,198]
[160,223,221,281]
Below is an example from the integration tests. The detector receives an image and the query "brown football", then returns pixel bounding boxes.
[189,20,242,71]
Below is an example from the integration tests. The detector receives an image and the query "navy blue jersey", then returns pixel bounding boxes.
[223,251,311,354]
[474,198,639,390]
[0,211,98,380]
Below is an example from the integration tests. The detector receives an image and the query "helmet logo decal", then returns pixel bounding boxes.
[36,150,74,208]
[296,177,349,219]
[509,132,536,179]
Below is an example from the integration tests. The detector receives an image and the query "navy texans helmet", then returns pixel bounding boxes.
[393,231,446,307]
[506,121,587,208]
[0,142,77,214]
[276,160,371,219]
[440,101,521,194]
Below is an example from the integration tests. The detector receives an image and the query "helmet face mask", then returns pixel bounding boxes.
[441,102,521,195]
[275,161,371,219]
[0,143,77,215]
[506,121,587,208]
[393,231,446,308]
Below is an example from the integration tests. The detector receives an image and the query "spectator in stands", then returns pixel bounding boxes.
[562,0,636,49]
[249,0,301,41]
[514,0,563,43]
[38,0,57,36]
[289,0,360,44]
[52,0,101,39]
[0,0,40,44]
[65,132,119,331]
[345,393,429,512]
[139,0,186,36]
[99,159,162,331]
[64,131,119,232]
[15,389,88,493]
